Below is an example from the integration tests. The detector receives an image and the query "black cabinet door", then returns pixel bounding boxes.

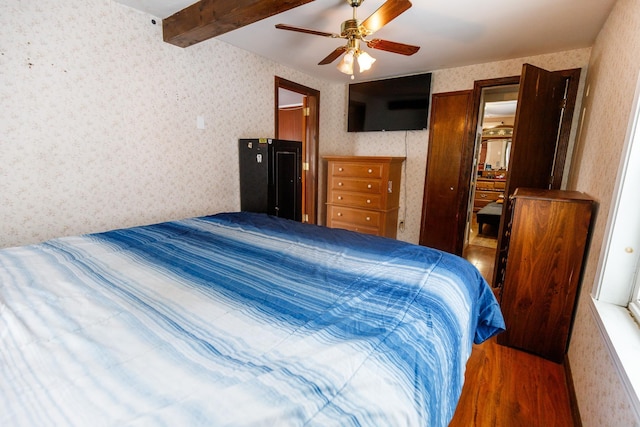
[239,139,269,213]
[239,139,301,221]
[271,146,301,221]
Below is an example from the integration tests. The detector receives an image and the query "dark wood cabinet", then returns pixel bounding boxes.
[493,66,582,289]
[497,188,593,363]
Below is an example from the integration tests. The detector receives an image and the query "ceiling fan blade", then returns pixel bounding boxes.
[318,46,348,65]
[275,24,339,38]
[361,0,412,34]
[366,39,420,55]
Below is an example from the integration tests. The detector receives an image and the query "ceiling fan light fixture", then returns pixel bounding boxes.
[276,0,419,77]
[356,50,376,72]
[337,50,355,75]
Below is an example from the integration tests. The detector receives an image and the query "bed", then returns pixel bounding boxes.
[0,212,504,426]
[476,202,503,235]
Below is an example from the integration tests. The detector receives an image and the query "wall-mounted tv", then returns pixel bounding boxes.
[348,73,431,132]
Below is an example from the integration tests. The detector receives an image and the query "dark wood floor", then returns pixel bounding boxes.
[451,242,576,426]
[463,244,496,287]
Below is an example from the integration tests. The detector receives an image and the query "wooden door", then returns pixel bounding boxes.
[278,100,307,216]
[419,90,473,253]
[493,64,577,289]
[278,106,304,141]
[275,77,319,224]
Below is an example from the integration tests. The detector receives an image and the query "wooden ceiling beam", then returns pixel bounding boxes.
[163,0,314,48]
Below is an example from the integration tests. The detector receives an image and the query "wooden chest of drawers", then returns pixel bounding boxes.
[473,178,505,211]
[324,156,404,238]
[497,188,593,362]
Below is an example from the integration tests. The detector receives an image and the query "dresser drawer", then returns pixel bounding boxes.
[327,205,382,228]
[493,181,506,190]
[475,190,501,202]
[476,181,495,190]
[329,177,382,194]
[328,191,384,209]
[330,162,384,179]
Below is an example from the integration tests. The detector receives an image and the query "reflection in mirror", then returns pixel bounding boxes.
[478,124,513,176]
[479,138,511,172]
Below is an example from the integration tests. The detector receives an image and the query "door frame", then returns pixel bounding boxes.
[274,77,320,224]
[420,67,581,262]
[467,68,581,196]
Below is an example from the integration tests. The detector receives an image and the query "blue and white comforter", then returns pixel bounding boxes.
[0,212,504,426]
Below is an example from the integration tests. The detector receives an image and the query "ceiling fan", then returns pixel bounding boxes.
[275,0,420,77]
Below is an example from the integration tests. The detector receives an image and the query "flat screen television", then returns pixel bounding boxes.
[348,73,431,132]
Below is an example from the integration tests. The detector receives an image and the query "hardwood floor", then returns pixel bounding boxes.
[452,238,576,426]
[464,213,498,287]
[463,244,496,286]
[449,338,575,426]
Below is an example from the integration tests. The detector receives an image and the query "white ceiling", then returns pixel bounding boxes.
[485,101,517,119]
[115,0,616,83]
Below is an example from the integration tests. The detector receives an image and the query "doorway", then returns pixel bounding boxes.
[464,84,519,279]
[274,77,320,224]
[420,65,581,290]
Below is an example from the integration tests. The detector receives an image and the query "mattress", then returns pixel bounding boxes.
[0,212,504,426]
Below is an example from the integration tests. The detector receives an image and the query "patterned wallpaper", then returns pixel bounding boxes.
[565,0,640,425]
[0,0,342,248]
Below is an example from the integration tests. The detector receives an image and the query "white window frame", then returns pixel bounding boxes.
[630,268,640,321]
[591,71,640,421]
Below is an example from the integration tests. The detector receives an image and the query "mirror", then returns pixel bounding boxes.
[481,139,510,171]
[478,127,512,174]
[477,98,516,179]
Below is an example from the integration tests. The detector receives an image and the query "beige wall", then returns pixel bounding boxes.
[0,0,343,248]
[566,0,640,425]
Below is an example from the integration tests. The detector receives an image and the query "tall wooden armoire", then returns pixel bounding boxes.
[497,188,593,363]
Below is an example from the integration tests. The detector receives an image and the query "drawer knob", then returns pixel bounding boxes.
[337,196,343,200]
[368,168,373,174]
[338,182,343,186]
[366,199,371,204]
[480,194,487,198]
[367,184,372,189]
[366,216,371,221]
[338,167,343,172]
[337,212,343,217]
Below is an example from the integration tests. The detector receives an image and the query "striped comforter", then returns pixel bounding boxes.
[0,212,504,426]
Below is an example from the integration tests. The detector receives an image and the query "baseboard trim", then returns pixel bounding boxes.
[564,355,583,427]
